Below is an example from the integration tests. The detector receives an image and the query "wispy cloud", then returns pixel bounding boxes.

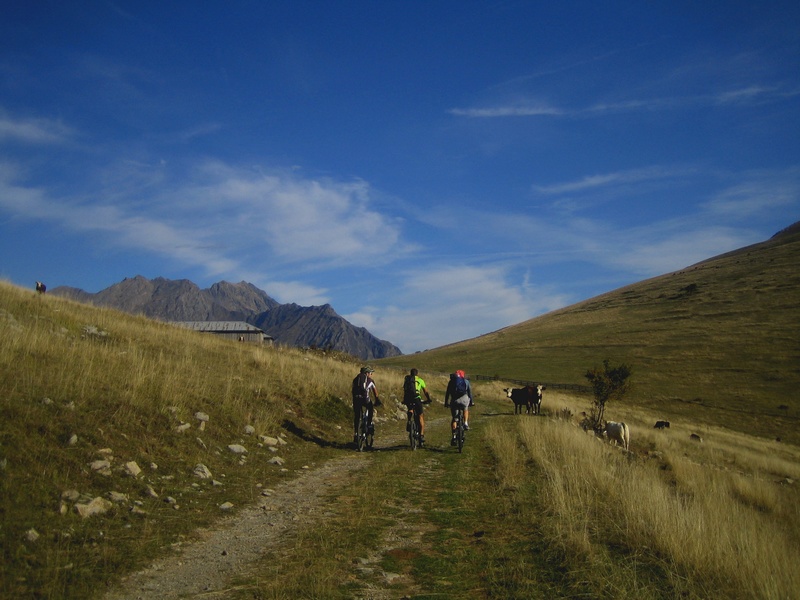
[0,157,413,304]
[449,83,799,120]
[0,112,74,144]
[448,104,563,118]
[703,167,800,219]
[174,162,411,268]
[532,166,685,195]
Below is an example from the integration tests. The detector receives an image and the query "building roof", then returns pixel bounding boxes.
[173,321,272,338]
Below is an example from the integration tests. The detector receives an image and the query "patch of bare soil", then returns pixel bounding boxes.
[103,455,370,600]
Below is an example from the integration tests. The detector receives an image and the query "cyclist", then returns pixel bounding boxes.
[352,366,381,447]
[403,368,432,447]
[444,370,473,446]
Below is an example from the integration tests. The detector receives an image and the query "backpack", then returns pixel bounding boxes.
[352,373,368,400]
[403,375,417,404]
[453,375,468,398]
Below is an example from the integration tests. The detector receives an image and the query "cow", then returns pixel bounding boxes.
[689,433,703,442]
[503,384,545,415]
[603,421,630,451]
[654,420,670,429]
[35,281,46,294]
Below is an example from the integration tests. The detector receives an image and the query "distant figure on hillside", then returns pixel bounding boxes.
[403,368,432,446]
[444,370,473,446]
[35,281,46,294]
[351,366,381,448]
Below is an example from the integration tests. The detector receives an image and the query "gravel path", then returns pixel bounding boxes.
[103,454,370,600]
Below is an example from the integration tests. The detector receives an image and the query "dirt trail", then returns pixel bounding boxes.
[103,454,370,600]
[103,413,451,600]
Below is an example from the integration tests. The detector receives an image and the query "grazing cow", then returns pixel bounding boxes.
[35,281,46,294]
[504,384,545,415]
[654,420,670,429]
[603,421,630,451]
[689,433,703,442]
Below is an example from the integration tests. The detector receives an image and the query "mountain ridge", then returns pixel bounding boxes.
[50,276,402,360]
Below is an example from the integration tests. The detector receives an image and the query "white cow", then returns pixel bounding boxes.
[603,421,630,451]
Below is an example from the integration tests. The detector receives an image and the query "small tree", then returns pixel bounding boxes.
[585,359,632,428]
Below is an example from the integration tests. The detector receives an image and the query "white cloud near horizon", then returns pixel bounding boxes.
[346,264,570,352]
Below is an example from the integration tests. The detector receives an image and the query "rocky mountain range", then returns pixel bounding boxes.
[51,276,402,360]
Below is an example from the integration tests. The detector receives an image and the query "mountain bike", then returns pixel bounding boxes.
[356,403,374,452]
[453,406,466,453]
[407,406,420,450]
[406,399,431,450]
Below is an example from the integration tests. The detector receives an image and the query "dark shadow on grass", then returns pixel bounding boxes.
[281,419,352,451]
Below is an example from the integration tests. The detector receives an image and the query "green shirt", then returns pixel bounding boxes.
[414,376,426,397]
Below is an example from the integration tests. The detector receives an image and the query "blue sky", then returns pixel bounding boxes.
[1,1,798,353]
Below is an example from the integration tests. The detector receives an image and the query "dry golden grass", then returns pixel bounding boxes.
[485,392,800,599]
[0,280,397,598]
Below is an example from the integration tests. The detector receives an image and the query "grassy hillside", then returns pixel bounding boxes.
[0,281,410,598]
[2,278,799,599]
[378,225,800,443]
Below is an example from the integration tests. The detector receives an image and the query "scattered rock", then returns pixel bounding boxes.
[143,485,159,499]
[61,490,81,502]
[89,460,112,476]
[228,444,247,455]
[124,461,142,477]
[259,435,279,446]
[24,529,40,543]
[67,433,78,446]
[107,491,129,503]
[268,457,286,466]
[164,496,177,505]
[194,412,210,422]
[82,325,109,338]
[219,502,234,511]
[193,464,213,479]
[75,497,113,518]
[176,422,191,433]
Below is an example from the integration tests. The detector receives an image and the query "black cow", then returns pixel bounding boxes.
[654,420,670,429]
[35,281,46,294]
[503,384,545,415]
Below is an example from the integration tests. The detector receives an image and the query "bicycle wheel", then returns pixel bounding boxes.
[409,414,417,451]
[357,413,367,452]
[365,420,374,450]
[457,413,465,453]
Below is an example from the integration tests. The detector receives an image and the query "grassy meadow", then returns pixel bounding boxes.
[378,225,800,445]
[1,219,799,599]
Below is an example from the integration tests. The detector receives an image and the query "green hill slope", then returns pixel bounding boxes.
[379,224,800,442]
